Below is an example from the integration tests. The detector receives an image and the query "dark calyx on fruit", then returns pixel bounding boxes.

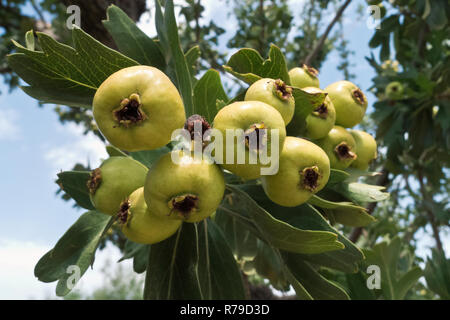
[87,168,102,195]
[184,114,211,141]
[113,94,147,127]
[335,142,357,160]
[302,64,319,77]
[169,194,199,219]
[313,103,328,119]
[352,88,366,105]
[244,123,267,153]
[300,166,320,192]
[273,79,293,101]
[117,199,131,224]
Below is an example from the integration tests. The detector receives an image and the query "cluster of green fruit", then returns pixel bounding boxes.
[86,64,377,245]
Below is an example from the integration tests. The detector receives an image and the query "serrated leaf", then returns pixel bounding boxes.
[25,30,35,50]
[225,185,344,254]
[282,253,350,300]
[424,249,450,299]
[223,44,289,85]
[119,240,149,274]
[8,27,138,108]
[197,219,246,299]
[193,69,228,123]
[330,182,390,204]
[241,184,364,273]
[56,171,94,210]
[364,236,422,300]
[286,88,327,137]
[308,195,376,227]
[34,211,113,296]
[185,45,201,82]
[161,0,195,115]
[105,145,128,157]
[328,169,350,184]
[130,146,170,168]
[214,209,258,260]
[103,5,165,69]
[143,223,203,299]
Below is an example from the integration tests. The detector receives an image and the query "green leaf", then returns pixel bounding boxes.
[253,240,289,290]
[105,145,128,157]
[225,185,344,254]
[345,271,377,300]
[242,186,364,273]
[197,219,246,299]
[34,211,113,296]
[130,146,170,168]
[161,0,195,115]
[328,169,350,184]
[223,44,290,85]
[56,171,94,210]
[284,266,313,300]
[330,182,390,204]
[308,195,376,227]
[8,27,138,108]
[282,252,350,300]
[25,30,35,50]
[185,45,201,82]
[424,249,450,299]
[143,223,203,299]
[214,209,258,260]
[103,5,165,69]
[364,236,423,300]
[119,240,149,274]
[193,69,228,123]
[286,88,327,137]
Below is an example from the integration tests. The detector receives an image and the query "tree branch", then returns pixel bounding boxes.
[418,170,444,253]
[303,0,352,66]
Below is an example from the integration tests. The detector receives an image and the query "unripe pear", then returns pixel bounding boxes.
[87,157,148,215]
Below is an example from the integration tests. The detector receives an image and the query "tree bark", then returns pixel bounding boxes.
[303,0,352,66]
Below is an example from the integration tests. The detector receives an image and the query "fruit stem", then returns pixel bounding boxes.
[87,168,102,195]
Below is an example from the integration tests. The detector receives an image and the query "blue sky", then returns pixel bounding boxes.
[0,0,446,299]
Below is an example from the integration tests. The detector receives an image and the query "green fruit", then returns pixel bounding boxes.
[349,130,377,170]
[261,137,330,207]
[289,65,320,89]
[324,80,368,128]
[304,87,337,140]
[212,101,287,180]
[244,78,295,125]
[87,157,148,215]
[119,187,181,244]
[315,126,357,170]
[385,81,404,100]
[93,66,186,151]
[144,151,225,223]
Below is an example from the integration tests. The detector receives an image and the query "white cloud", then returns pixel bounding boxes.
[43,122,108,174]
[0,239,139,299]
[0,108,21,140]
